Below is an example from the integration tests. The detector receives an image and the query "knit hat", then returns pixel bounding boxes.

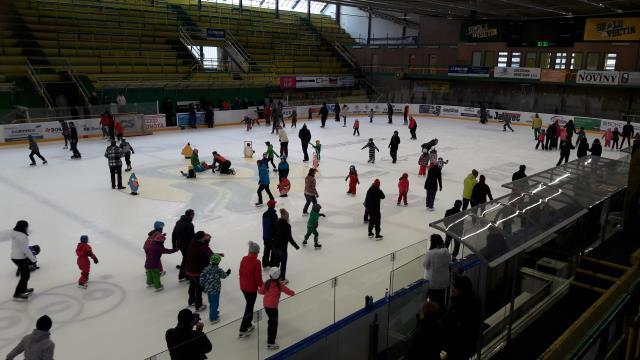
[267,199,277,208]
[210,254,221,265]
[315,140,320,144]
[248,241,260,254]
[269,267,281,280]
[36,315,52,331]
[154,221,164,231]
[312,203,322,212]
[373,179,381,187]
[265,141,271,145]
[80,235,89,243]
[350,165,355,171]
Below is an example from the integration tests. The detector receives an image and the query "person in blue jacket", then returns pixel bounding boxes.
[277,156,289,181]
[256,154,275,207]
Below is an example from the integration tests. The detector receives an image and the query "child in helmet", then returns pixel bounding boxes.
[200,254,231,324]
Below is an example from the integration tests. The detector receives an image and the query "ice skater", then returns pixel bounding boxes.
[271,208,299,284]
[424,161,443,211]
[76,235,99,289]
[535,129,546,150]
[212,152,233,175]
[10,220,36,302]
[369,108,374,123]
[408,116,417,139]
[265,142,279,171]
[334,101,341,122]
[200,254,231,324]
[69,122,81,159]
[612,127,621,150]
[277,156,289,181]
[602,128,613,149]
[115,121,124,142]
[298,124,311,162]
[341,104,349,126]
[353,119,360,136]
[345,165,359,196]
[361,138,380,164]
[418,149,429,176]
[311,140,321,168]
[120,138,134,171]
[303,204,325,249]
[389,130,400,163]
[262,200,278,268]
[278,128,289,157]
[502,116,514,132]
[622,120,635,149]
[397,173,409,206]
[144,221,177,292]
[403,105,410,125]
[364,179,385,240]
[258,267,295,350]
[238,241,263,338]
[59,119,70,149]
[462,170,479,210]
[302,168,319,215]
[289,108,297,128]
[256,157,275,207]
[387,103,393,124]
[556,139,575,166]
[27,135,47,166]
[105,140,125,189]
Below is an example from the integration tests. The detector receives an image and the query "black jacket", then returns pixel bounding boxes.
[406,316,443,360]
[184,240,210,275]
[512,170,526,181]
[471,183,493,204]
[172,215,195,250]
[364,186,386,213]
[272,219,299,251]
[564,121,576,135]
[69,126,79,141]
[590,143,602,156]
[560,141,574,156]
[387,104,393,115]
[389,134,400,150]
[421,139,437,152]
[298,127,311,144]
[577,141,589,157]
[165,326,212,360]
[424,166,442,191]
[319,105,328,120]
[445,295,482,358]
[623,124,634,137]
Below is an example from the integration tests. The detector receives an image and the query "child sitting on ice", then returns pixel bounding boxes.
[244,142,255,158]
[76,235,99,289]
[361,138,380,164]
[345,165,359,196]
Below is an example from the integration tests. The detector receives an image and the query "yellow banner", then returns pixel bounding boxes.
[584,18,640,41]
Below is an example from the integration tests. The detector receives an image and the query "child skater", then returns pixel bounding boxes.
[369,108,374,123]
[345,165,359,196]
[120,138,134,172]
[418,148,429,176]
[277,156,289,181]
[311,140,321,169]
[535,128,546,150]
[265,141,279,171]
[612,127,621,150]
[341,104,349,127]
[289,108,297,128]
[397,173,409,206]
[200,254,231,324]
[76,235,98,289]
[144,221,177,292]
[602,128,613,149]
[361,138,380,164]
[27,135,47,166]
[303,204,325,249]
[353,119,360,136]
[259,267,295,350]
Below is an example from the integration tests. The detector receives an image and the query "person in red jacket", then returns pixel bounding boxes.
[408,116,417,139]
[114,121,124,142]
[353,119,360,136]
[259,267,295,350]
[345,165,359,196]
[238,241,263,337]
[397,173,409,206]
[99,113,111,139]
[403,105,410,125]
[76,235,99,289]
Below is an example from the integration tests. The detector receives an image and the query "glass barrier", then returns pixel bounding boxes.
[393,240,427,270]
[209,315,260,359]
[390,255,426,295]
[0,102,159,124]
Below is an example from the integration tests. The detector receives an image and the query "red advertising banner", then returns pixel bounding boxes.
[279,76,297,89]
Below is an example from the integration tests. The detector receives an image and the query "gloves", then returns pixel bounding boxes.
[94,258,99,264]
[226,269,231,275]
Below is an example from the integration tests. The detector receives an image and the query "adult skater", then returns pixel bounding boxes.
[172,209,195,282]
[470,175,493,207]
[278,128,289,157]
[512,165,527,181]
[546,120,558,150]
[479,103,488,124]
[556,139,575,166]
[590,139,603,157]
[389,131,401,164]
[298,124,312,162]
[261,200,278,269]
[369,108,374,123]
[27,135,47,166]
[444,200,463,259]
[334,101,340,122]
[59,119,70,149]
[502,116,514,132]
[105,140,125,190]
[238,241,263,337]
[424,234,451,306]
[532,114,542,140]
[462,170,479,210]
[211,152,232,174]
[341,104,349,126]
[6,315,55,360]
[302,168,319,215]
[387,103,394,124]
[424,162,443,211]
[165,309,212,359]
[120,138,134,172]
[364,179,385,240]
[319,102,329,128]
[256,156,275,207]
[622,120,635,149]
[564,119,576,143]
[271,208,299,284]
[577,138,590,158]
[69,121,81,159]
[10,220,36,301]
[408,116,417,139]
[185,231,212,312]
[403,104,410,125]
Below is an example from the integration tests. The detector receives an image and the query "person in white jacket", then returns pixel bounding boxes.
[424,234,451,306]
[278,128,289,158]
[10,220,37,301]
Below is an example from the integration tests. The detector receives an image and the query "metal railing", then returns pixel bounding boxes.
[0,101,159,124]
[224,30,250,73]
[25,59,53,109]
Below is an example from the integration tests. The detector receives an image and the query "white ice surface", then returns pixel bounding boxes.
[0,115,625,359]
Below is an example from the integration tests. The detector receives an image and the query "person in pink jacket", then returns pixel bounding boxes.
[602,128,613,149]
[258,267,295,350]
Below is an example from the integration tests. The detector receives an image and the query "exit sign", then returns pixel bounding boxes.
[537,41,550,47]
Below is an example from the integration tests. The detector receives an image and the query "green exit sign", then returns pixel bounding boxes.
[537,41,550,47]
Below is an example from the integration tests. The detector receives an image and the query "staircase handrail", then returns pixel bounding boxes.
[25,59,53,109]
[64,60,91,106]
[223,30,250,73]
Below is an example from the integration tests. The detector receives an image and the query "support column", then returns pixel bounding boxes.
[402,11,407,38]
[335,4,341,26]
[307,0,311,20]
[367,7,372,45]
[239,0,242,11]
[275,0,279,18]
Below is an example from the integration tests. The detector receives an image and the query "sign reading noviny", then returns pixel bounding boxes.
[576,70,620,85]
[584,18,640,41]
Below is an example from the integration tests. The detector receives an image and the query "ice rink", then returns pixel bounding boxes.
[0,115,626,359]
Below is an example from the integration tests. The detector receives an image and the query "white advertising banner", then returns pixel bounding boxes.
[493,67,541,80]
[144,114,167,130]
[576,70,620,85]
[4,123,44,142]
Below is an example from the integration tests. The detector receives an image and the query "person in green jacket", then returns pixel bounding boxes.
[265,141,279,170]
[531,114,543,140]
[190,149,205,172]
[311,140,321,161]
[303,204,325,249]
[462,169,478,210]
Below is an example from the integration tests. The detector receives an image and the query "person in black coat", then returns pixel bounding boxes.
[69,122,81,159]
[470,175,493,207]
[443,200,463,258]
[444,276,481,360]
[388,131,401,163]
[576,137,589,158]
[166,308,212,360]
[387,103,394,124]
[424,165,442,211]
[364,179,386,239]
[270,209,299,283]
[185,231,211,311]
[564,119,576,143]
[589,138,602,157]
[511,164,527,181]
[172,209,195,282]
[556,139,575,166]
[622,120,635,149]
[319,103,328,128]
[406,301,444,360]
[334,102,340,122]
[546,121,558,150]
[298,124,312,162]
